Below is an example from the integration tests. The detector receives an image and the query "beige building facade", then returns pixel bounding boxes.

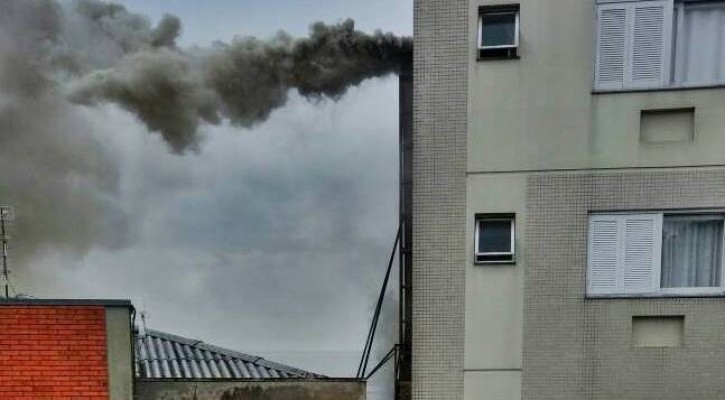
[413,0,725,399]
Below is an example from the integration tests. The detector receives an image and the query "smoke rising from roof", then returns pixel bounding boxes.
[0,0,411,266]
[69,49,220,152]
[67,10,412,152]
[0,0,130,265]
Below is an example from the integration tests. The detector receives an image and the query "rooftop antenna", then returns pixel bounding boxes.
[0,206,14,299]
[139,311,149,335]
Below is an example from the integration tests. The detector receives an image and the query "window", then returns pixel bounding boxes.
[478,5,520,60]
[587,212,725,296]
[594,0,725,91]
[673,1,725,86]
[475,214,515,263]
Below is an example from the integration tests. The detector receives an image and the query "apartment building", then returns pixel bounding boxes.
[412,1,725,399]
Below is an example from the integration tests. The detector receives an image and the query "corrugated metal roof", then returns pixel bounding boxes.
[135,329,324,380]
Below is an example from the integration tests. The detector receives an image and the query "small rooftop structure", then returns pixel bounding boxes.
[0,298,365,400]
[135,329,324,380]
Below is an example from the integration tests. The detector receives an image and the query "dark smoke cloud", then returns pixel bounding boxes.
[70,18,412,152]
[0,0,129,265]
[0,0,410,265]
[0,0,61,47]
[72,0,181,50]
[66,0,181,65]
[150,15,182,48]
[69,49,220,152]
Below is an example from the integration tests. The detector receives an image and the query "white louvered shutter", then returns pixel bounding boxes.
[622,214,662,294]
[595,4,629,90]
[588,215,621,295]
[628,1,673,88]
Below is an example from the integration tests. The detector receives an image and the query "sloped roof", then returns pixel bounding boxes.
[135,329,324,380]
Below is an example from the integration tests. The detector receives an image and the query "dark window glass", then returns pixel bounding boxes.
[477,253,513,262]
[481,12,517,47]
[478,220,512,253]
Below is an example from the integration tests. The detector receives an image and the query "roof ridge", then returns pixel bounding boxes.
[144,329,201,346]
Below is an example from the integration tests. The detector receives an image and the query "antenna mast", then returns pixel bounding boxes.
[0,206,13,299]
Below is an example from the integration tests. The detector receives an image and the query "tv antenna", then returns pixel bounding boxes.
[139,311,150,335]
[0,206,14,299]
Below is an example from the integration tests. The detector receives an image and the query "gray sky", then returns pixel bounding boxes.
[6,0,412,395]
[117,0,412,45]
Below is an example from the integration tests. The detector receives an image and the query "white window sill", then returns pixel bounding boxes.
[587,289,725,299]
[593,83,725,95]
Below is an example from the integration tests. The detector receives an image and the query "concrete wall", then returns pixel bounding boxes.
[468,0,725,173]
[136,380,365,400]
[464,174,525,400]
[524,169,725,400]
[415,0,725,398]
[106,305,134,400]
[461,0,725,399]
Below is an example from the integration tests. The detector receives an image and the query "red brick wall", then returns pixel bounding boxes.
[0,306,109,400]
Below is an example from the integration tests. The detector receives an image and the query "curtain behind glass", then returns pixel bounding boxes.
[675,3,725,86]
[661,217,723,288]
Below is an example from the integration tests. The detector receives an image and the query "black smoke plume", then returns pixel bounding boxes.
[0,0,411,268]
[68,13,412,152]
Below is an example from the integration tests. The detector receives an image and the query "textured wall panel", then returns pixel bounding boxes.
[412,0,469,398]
[524,168,725,400]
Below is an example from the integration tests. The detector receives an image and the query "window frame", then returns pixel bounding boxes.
[477,5,521,60]
[587,211,725,298]
[474,214,516,265]
[593,0,725,92]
